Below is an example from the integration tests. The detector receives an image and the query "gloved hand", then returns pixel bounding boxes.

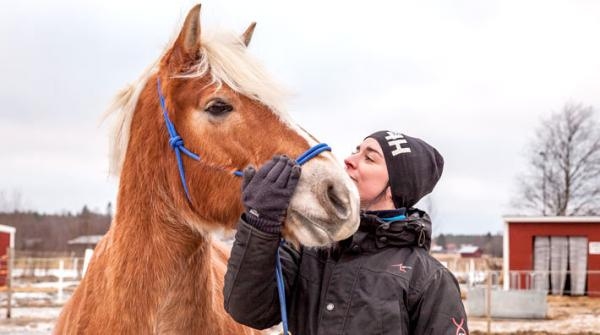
[242,155,302,233]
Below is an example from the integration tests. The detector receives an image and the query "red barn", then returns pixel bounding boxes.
[503,217,600,297]
[458,245,483,258]
[0,224,15,286]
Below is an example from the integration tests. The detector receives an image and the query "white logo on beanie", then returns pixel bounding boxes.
[385,131,411,156]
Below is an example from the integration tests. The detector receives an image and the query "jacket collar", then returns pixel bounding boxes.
[350,208,432,252]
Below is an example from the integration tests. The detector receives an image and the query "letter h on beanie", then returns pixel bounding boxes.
[366,131,444,209]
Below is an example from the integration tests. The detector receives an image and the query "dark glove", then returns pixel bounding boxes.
[242,155,302,233]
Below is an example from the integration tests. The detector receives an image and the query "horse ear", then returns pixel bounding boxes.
[241,22,256,47]
[169,4,202,70]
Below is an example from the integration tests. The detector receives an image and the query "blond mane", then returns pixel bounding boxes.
[105,29,289,176]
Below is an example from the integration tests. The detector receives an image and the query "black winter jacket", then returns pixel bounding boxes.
[224,209,469,335]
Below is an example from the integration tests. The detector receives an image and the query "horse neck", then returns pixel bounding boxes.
[109,175,221,330]
[114,146,211,276]
[109,107,219,318]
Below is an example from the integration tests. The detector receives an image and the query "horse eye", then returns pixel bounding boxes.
[204,99,233,117]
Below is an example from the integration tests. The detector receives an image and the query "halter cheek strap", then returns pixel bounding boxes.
[157,79,201,201]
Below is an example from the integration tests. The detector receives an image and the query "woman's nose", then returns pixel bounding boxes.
[344,156,356,170]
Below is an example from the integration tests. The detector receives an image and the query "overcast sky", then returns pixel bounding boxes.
[2,0,600,235]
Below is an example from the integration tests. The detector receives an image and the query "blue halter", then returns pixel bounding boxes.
[157,78,330,201]
[158,78,329,333]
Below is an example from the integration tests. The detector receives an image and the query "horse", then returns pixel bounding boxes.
[55,4,360,334]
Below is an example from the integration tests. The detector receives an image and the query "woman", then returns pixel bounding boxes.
[224,130,469,335]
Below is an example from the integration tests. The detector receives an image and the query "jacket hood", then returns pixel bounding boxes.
[356,208,432,251]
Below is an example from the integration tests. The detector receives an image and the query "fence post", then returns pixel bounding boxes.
[82,248,94,278]
[57,259,64,303]
[6,248,12,319]
[486,269,492,334]
[73,257,79,279]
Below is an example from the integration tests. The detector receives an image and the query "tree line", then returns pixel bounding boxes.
[0,205,111,254]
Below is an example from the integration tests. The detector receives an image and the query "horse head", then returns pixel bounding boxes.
[112,4,359,247]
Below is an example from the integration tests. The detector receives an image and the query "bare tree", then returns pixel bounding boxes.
[514,103,600,215]
[0,189,25,212]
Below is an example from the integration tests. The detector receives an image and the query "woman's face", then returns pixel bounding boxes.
[344,138,393,210]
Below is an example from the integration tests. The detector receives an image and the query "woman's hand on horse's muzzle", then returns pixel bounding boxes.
[241,155,302,233]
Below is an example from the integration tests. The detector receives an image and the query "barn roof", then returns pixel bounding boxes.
[458,244,480,254]
[0,224,16,234]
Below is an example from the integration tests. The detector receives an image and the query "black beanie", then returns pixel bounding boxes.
[366,131,444,209]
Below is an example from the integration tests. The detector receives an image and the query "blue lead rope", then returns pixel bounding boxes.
[275,241,289,335]
[274,144,332,335]
[158,77,331,334]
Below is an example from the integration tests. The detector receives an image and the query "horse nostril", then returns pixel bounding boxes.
[326,182,350,219]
